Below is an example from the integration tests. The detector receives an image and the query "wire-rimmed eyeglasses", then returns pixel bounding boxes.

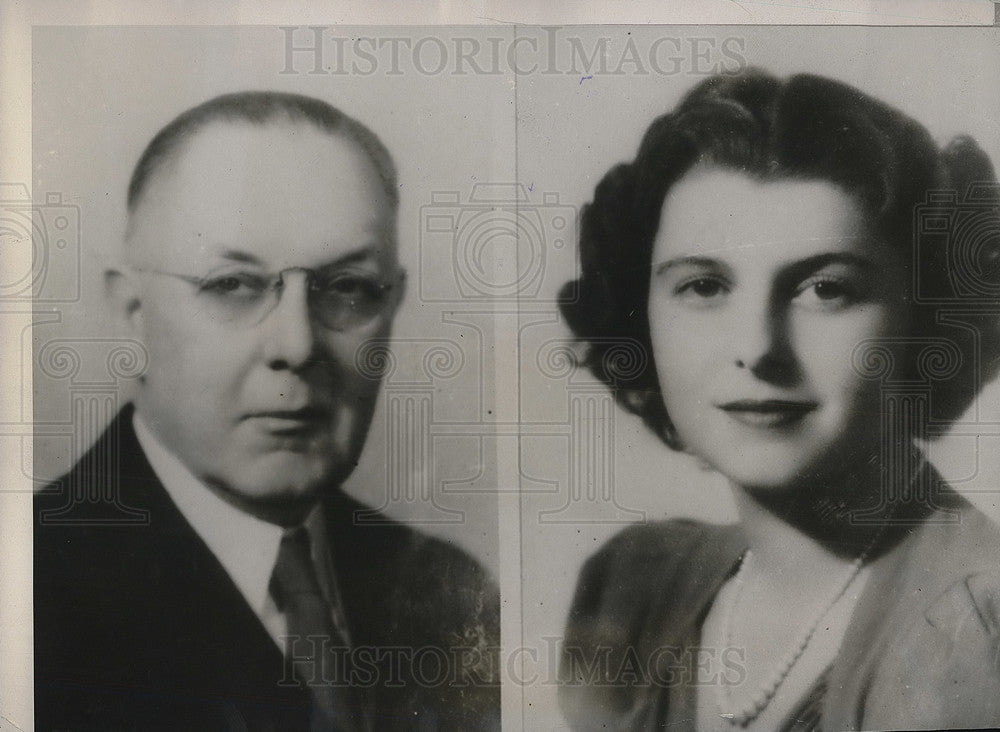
[130,264,405,331]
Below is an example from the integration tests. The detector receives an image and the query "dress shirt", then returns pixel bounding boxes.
[134,413,290,648]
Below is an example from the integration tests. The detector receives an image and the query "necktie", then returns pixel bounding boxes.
[270,527,364,732]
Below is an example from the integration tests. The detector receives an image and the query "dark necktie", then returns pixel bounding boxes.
[270,527,365,732]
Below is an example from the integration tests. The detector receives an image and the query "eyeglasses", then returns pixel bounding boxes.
[131,264,404,331]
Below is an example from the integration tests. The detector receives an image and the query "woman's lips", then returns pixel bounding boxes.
[717,399,818,428]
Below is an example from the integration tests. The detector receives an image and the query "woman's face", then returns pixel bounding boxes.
[648,166,912,492]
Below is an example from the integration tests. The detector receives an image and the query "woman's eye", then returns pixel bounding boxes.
[795,277,857,308]
[675,276,728,300]
[812,280,846,299]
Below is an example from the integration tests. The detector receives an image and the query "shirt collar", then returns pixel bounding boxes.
[132,411,286,618]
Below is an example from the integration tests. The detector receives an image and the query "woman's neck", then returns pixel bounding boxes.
[732,489,862,589]
[728,452,924,584]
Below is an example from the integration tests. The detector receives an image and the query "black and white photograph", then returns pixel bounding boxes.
[25,24,509,731]
[3,5,1000,732]
[513,24,1000,730]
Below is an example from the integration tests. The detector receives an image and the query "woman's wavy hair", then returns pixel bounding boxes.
[559,69,1000,449]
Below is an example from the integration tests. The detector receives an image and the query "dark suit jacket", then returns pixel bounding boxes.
[35,406,500,731]
[560,486,1000,730]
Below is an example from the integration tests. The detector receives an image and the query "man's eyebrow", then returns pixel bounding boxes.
[323,247,386,267]
[215,249,264,265]
[211,244,387,268]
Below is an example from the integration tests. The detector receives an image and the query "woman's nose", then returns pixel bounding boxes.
[731,297,798,385]
[261,273,317,371]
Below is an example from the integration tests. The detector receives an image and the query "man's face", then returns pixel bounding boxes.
[124,120,400,520]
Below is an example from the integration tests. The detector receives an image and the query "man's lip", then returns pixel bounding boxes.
[243,407,331,432]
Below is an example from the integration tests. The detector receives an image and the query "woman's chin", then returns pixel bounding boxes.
[711,457,827,495]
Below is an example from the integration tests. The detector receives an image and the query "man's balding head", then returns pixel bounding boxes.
[127,91,398,221]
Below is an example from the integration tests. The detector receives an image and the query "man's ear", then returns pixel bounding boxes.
[104,267,143,334]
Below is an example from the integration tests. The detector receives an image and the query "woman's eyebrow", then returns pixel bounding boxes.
[773,252,878,295]
[652,255,723,276]
[781,252,876,276]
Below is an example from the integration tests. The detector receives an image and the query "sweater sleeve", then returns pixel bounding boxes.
[558,520,717,730]
[871,569,1000,729]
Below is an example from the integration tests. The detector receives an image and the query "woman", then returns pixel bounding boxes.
[558,70,1000,731]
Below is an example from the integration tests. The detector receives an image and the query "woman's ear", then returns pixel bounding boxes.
[620,387,684,450]
[621,388,648,413]
[103,267,143,334]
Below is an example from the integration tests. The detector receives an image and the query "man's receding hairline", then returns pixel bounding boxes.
[126,91,399,217]
[128,116,376,214]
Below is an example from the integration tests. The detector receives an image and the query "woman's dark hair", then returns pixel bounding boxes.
[559,69,1000,449]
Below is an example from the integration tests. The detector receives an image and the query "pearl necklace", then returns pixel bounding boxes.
[714,546,872,727]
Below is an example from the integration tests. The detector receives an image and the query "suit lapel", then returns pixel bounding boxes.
[84,408,310,719]
[320,489,401,648]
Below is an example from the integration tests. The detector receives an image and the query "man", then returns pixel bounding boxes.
[34,92,499,730]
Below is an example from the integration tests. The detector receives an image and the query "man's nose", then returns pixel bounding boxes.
[731,296,797,384]
[261,274,318,371]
